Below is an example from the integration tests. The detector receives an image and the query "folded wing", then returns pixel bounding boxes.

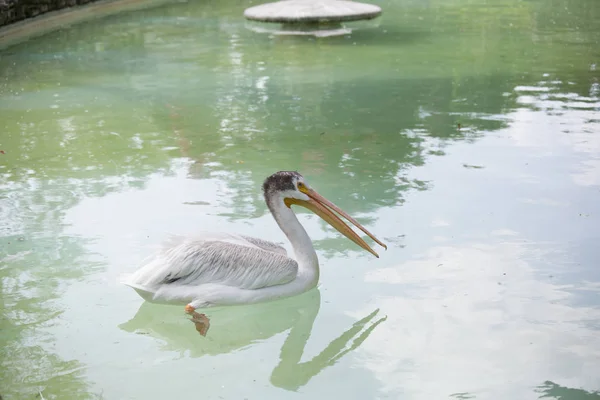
[127,234,298,291]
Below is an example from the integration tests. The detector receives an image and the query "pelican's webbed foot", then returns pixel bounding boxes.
[185,304,211,336]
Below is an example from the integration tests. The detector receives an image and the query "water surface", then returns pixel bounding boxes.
[1,0,599,398]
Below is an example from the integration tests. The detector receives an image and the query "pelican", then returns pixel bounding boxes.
[123,171,386,320]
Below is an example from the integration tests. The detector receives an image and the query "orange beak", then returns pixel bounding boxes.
[284,187,387,258]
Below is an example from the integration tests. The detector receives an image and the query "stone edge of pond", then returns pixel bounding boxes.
[0,0,172,50]
[0,0,101,27]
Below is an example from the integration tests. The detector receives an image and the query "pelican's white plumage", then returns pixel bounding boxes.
[123,171,386,313]
[125,232,298,306]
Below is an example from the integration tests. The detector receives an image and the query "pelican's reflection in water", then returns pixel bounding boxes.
[119,289,386,391]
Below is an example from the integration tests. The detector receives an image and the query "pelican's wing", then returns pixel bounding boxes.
[160,232,287,256]
[238,235,288,256]
[127,235,297,291]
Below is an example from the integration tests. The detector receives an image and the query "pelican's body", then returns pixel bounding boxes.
[123,171,386,317]
[125,230,315,309]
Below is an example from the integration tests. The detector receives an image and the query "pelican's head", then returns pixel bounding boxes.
[262,171,387,258]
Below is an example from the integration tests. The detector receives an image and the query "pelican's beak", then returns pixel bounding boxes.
[285,187,387,258]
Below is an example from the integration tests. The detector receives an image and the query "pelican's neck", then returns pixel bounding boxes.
[267,194,319,286]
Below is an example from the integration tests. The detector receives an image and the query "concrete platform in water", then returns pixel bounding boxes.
[243,0,382,37]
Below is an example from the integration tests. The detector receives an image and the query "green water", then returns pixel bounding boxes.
[1,0,599,398]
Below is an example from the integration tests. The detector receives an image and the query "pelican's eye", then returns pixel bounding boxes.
[297,182,307,193]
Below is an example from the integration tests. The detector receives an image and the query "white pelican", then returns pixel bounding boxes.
[124,171,386,321]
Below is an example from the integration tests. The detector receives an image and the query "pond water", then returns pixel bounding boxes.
[1,0,599,398]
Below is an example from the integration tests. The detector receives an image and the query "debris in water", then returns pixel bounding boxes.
[463,164,485,169]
